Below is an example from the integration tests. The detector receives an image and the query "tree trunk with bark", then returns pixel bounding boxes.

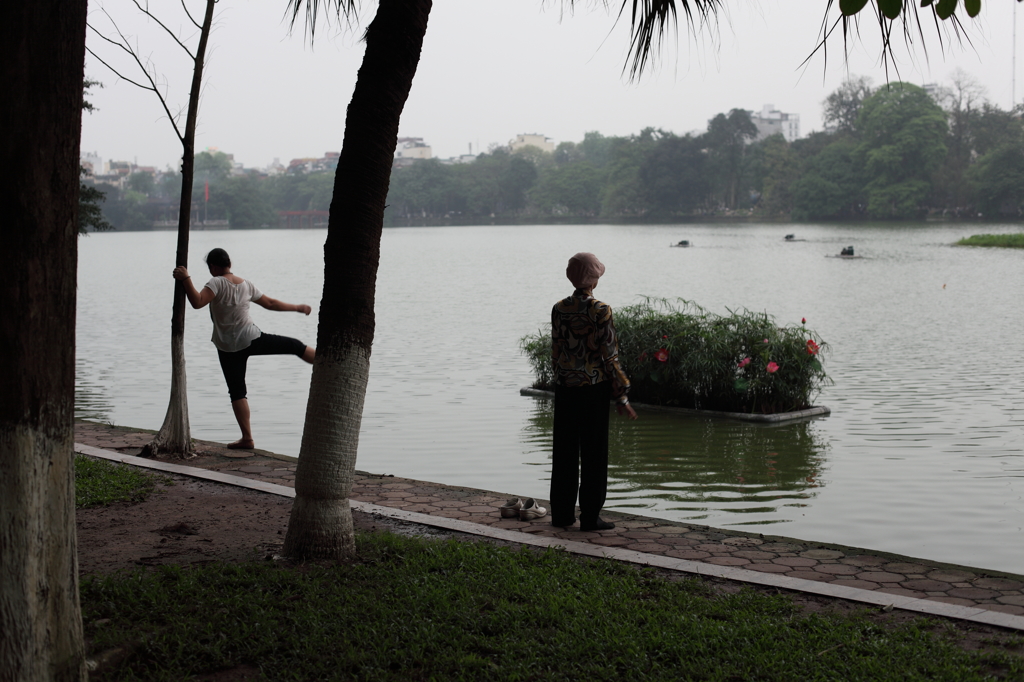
[283,0,432,560]
[142,0,217,458]
[0,2,88,680]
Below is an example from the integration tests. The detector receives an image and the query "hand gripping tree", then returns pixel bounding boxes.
[279,0,982,560]
[87,0,218,457]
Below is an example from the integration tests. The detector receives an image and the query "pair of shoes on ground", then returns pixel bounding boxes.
[500,497,547,521]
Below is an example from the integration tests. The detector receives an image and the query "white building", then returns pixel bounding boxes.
[81,151,104,176]
[509,133,555,153]
[751,104,800,143]
[395,137,432,163]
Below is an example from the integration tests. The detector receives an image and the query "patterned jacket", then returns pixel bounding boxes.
[551,290,631,404]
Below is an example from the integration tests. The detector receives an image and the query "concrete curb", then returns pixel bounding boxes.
[74,442,1024,632]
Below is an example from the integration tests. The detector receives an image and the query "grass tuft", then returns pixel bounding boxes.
[75,454,169,509]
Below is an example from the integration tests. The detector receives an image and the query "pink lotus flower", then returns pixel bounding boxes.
[806,339,820,355]
[737,357,751,368]
[654,348,669,363]
[766,361,779,373]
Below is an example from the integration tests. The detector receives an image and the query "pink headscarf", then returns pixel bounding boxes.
[566,252,605,290]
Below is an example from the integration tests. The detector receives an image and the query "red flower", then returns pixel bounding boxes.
[801,317,806,324]
[766,361,779,373]
[654,348,669,363]
[737,357,751,368]
[662,335,668,339]
[806,339,820,355]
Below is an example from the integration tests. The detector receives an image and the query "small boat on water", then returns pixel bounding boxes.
[671,240,691,248]
[784,234,806,242]
[827,245,863,259]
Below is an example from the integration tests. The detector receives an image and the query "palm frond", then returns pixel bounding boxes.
[286,0,360,42]
[617,0,722,80]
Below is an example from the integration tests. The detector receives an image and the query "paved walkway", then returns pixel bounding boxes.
[75,421,1024,625]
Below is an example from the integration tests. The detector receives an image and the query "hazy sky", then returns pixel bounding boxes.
[82,1,1023,171]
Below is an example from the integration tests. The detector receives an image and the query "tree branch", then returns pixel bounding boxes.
[87,16,185,142]
[131,0,196,60]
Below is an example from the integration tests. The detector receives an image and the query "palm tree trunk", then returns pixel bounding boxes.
[143,0,217,458]
[0,2,88,679]
[283,0,432,560]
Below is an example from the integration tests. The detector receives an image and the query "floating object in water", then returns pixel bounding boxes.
[827,246,863,259]
[672,239,691,248]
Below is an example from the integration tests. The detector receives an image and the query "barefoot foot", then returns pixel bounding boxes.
[227,439,255,450]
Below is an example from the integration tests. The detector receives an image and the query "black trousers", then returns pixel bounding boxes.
[217,332,306,402]
[550,381,611,524]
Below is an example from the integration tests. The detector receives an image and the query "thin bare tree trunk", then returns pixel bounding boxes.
[0,2,88,680]
[144,0,217,458]
[283,0,432,559]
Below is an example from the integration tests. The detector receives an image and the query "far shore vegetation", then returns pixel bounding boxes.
[85,74,1024,231]
[956,233,1024,248]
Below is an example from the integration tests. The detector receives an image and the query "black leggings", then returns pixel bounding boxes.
[217,332,306,402]
[549,381,612,525]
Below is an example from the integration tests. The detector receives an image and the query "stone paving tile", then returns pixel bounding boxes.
[988,604,1024,615]
[73,422,1024,620]
[773,557,818,568]
[625,542,669,553]
[815,564,860,576]
[857,571,905,583]
[902,579,953,592]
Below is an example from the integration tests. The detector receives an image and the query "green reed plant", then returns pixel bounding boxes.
[521,298,830,414]
[956,233,1024,248]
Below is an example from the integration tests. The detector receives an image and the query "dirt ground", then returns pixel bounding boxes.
[76,471,1024,670]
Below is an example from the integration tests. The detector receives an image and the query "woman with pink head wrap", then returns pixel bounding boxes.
[549,252,637,532]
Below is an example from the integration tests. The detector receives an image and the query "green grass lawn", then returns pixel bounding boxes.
[956,234,1024,248]
[80,533,1024,681]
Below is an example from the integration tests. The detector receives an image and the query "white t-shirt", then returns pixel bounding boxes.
[204,277,263,352]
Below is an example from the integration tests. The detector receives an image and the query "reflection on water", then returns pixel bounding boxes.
[75,360,114,423]
[523,398,828,525]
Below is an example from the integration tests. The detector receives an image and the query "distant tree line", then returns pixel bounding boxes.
[85,72,1024,231]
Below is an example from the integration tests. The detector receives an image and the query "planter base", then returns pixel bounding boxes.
[520,387,830,423]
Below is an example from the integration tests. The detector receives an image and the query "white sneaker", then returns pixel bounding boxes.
[499,497,523,518]
[519,498,547,521]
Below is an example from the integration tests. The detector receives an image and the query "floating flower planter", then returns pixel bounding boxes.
[520,298,833,421]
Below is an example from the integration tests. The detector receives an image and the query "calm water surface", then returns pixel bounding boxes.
[76,224,1024,573]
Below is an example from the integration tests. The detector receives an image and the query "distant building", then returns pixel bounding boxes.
[509,133,555,153]
[394,137,432,167]
[287,152,341,174]
[750,104,800,143]
[81,151,104,176]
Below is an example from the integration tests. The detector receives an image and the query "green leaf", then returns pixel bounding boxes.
[839,0,871,15]
[935,0,958,19]
[920,0,935,6]
[963,0,980,17]
[878,0,903,19]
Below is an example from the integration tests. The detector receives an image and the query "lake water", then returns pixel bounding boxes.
[76,223,1024,574]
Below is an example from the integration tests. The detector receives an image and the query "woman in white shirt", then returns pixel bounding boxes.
[172,248,314,450]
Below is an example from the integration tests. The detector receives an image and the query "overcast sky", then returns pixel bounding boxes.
[82,1,1023,171]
